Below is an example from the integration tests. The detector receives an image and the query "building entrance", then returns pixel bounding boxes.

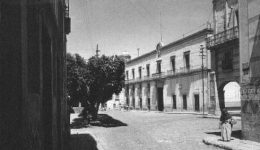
[139,98,142,109]
[157,88,164,111]
[218,81,241,114]
[147,98,151,110]
[194,94,200,111]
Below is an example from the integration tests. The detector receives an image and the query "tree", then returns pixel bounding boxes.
[66,53,125,120]
[85,55,125,120]
[66,53,88,107]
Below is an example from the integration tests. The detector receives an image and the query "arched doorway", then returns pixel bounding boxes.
[218,81,241,113]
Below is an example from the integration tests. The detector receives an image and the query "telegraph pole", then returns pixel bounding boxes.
[200,45,206,117]
[137,48,140,57]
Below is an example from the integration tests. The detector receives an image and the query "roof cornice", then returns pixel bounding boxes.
[126,28,213,65]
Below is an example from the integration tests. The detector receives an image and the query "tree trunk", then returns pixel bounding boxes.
[92,102,100,120]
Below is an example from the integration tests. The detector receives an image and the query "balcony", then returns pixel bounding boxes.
[206,26,239,49]
[125,66,208,85]
[152,72,166,78]
[167,66,207,77]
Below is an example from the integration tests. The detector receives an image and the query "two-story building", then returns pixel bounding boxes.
[125,28,213,113]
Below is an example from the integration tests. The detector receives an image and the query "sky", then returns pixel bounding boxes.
[67,0,213,60]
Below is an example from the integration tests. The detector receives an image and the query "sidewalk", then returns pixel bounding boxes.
[203,135,260,150]
[70,113,105,150]
[140,110,241,120]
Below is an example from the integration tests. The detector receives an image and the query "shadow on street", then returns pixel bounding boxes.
[205,130,242,139]
[70,113,127,129]
[70,134,98,150]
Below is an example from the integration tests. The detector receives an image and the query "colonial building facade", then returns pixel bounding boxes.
[124,28,213,113]
[206,0,240,114]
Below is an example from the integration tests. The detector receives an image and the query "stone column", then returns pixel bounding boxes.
[163,80,171,112]
[129,85,133,109]
[135,85,139,109]
[150,81,157,111]
[141,82,148,110]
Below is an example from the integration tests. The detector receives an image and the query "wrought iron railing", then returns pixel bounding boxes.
[151,72,166,79]
[167,66,200,76]
[125,66,207,84]
[206,26,239,49]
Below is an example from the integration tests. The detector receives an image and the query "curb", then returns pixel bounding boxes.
[203,136,260,150]
[203,137,234,150]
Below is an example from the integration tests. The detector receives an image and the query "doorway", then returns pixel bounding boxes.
[140,98,142,109]
[157,88,164,111]
[194,94,200,111]
[172,95,176,109]
[218,81,241,110]
[147,98,151,110]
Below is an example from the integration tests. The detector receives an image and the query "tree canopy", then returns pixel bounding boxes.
[66,53,88,107]
[66,53,125,119]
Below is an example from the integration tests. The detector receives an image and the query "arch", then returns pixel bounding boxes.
[218,81,240,110]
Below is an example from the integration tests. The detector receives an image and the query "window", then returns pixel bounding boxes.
[138,66,142,78]
[146,64,150,76]
[126,71,129,80]
[172,95,176,109]
[183,95,187,110]
[194,94,200,111]
[184,51,190,70]
[222,50,233,70]
[132,69,135,79]
[156,60,162,73]
[171,56,176,72]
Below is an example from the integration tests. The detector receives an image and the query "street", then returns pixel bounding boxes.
[70,110,241,150]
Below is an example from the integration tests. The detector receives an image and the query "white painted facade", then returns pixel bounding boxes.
[124,28,215,113]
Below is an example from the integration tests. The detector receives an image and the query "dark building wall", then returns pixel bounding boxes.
[0,0,69,150]
[215,40,240,86]
[0,1,23,149]
[239,0,260,142]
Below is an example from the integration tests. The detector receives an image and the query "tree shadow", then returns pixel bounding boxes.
[70,134,98,150]
[70,114,127,129]
[91,114,127,127]
[205,130,242,139]
[70,117,88,129]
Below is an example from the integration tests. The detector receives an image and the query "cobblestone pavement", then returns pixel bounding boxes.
[70,110,241,150]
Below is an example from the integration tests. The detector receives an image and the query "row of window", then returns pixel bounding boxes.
[126,51,190,80]
[126,94,199,111]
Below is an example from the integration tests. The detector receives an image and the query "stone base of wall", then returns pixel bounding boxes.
[142,107,149,111]
[164,107,172,112]
[150,105,157,111]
